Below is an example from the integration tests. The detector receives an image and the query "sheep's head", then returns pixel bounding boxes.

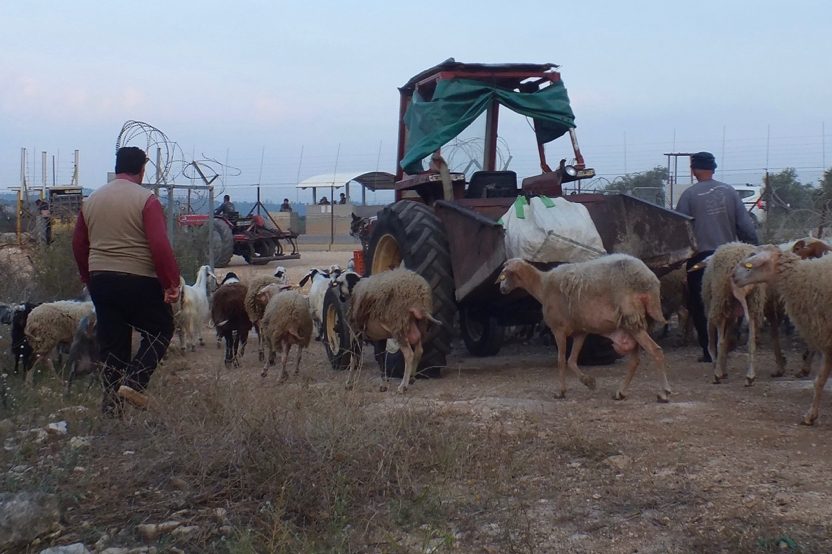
[497,258,527,295]
[732,245,780,287]
[333,271,361,302]
[256,283,284,306]
[220,272,240,285]
[687,255,712,273]
[792,238,832,260]
[273,266,288,285]
[299,269,323,288]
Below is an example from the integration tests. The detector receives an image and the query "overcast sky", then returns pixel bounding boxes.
[1,0,830,204]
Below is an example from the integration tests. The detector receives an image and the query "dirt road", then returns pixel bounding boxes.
[200,252,832,551]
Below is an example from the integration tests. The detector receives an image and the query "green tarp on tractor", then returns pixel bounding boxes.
[401,78,576,174]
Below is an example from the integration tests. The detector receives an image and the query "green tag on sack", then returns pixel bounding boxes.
[539,195,555,208]
[514,196,528,219]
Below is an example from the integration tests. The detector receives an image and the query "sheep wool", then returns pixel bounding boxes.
[551,253,663,332]
[348,267,433,339]
[261,290,313,350]
[702,242,766,328]
[772,252,832,353]
[25,301,95,355]
[244,275,279,323]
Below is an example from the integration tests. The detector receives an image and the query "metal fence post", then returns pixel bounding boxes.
[208,185,215,270]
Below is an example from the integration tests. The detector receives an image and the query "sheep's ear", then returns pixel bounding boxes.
[299,273,312,287]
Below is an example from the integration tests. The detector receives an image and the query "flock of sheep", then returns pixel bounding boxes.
[1,235,831,425]
[499,236,832,425]
[0,256,439,397]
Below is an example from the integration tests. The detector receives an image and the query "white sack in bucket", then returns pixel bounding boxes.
[502,196,607,263]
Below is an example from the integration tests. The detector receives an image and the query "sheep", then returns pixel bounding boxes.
[497,255,671,402]
[244,274,281,361]
[334,268,440,394]
[174,265,213,352]
[211,278,252,368]
[658,266,691,344]
[700,242,770,386]
[213,271,241,349]
[792,237,832,260]
[787,238,831,378]
[733,247,832,425]
[273,265,288,286]
[256,285,313,381]
[24,300,94,384]
[65,313,98,396]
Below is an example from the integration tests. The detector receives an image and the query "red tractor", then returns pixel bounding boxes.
[323,59,696,376]
[179,208,300,268]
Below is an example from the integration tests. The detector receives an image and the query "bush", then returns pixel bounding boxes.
[171,224,211,284]
[29,231,85,302]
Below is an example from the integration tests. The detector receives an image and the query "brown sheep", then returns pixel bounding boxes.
[244,274,280,362]
[497,255,670,402]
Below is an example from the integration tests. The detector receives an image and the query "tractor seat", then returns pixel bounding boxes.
[465,171,518,199]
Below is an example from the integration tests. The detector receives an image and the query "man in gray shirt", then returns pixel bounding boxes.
[676,152,759,362]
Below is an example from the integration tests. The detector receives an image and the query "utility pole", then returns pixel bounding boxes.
[71,150,80,187]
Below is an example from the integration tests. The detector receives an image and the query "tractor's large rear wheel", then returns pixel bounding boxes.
[212,219,234,268]
[366,200,456,378]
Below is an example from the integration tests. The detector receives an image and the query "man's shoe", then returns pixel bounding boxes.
[697,353,713,363]
[117,385,149,410]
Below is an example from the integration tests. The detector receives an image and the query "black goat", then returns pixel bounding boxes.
[10,303,39,374]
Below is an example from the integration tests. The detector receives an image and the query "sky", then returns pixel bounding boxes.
[1,0,830,206]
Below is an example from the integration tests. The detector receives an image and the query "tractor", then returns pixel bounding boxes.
[179,207,300,268]
[322,59,696,377]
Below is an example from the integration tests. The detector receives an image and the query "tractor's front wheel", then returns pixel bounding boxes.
[460,306,504,357]
[366,200,456,377]
[322,287,352,371]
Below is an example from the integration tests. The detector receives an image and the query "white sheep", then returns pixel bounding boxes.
[733,246,832,425]
[256,285,313,381]
[497,255,671,402]
[701,242,769,386]
[174,265,213,352]
[334,268,440,394]
[24,300,95,384]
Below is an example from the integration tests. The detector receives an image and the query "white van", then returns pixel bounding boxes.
[731,184,766,225]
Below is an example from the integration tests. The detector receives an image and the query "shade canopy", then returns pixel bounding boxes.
[296,171,396,191]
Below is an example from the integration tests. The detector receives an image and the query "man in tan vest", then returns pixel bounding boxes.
[72,146,181,417]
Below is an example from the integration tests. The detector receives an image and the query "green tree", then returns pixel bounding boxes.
[814,168,832,208]
[604,166,668,205]
[763,168,815,215]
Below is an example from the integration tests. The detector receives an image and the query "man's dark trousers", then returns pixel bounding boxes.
[88,272,174,409]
